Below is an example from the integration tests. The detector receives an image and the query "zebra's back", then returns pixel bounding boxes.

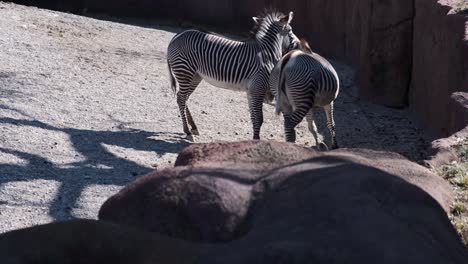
[167,29,260,91]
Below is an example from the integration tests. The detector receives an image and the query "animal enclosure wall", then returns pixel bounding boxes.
[8,0,468,137]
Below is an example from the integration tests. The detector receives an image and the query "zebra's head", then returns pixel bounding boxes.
[282,30,300,55]
[251,10,295,44]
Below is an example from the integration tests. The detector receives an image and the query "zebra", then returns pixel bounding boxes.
[270,38,340,150]
[167,11,296,139]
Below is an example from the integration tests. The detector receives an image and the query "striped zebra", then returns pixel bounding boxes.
[167,11,296,139]
[270,39,340,150]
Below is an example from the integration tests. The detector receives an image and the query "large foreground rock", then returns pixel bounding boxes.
[0,219,201,264]
[99,166,255,242]
[99,141,467,263]
[174,140,320,169]
[203,157,466,264]
[99,141,322,242]
[175,141,452,211]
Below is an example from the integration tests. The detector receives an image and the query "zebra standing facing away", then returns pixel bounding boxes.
[271,39,340,149]
[167,11,295,139]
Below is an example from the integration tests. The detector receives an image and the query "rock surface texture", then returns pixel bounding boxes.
[450,93,468,134]
[0,219,202,264]
[411,0,468,137]
[99,141,467,263]
[426,125,468,168]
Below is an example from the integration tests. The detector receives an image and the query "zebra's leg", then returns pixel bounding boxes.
[323,102,338,149]
[185,107,199,135]
[176,91,191,136]
[176,74,201,136]
[305,110,328,151]
[283,109,308,143]
[247,78,267,140]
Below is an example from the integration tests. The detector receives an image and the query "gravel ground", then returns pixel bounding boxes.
[0,2,430,233]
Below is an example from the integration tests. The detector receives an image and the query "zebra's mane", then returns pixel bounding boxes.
[250,9,287,38]
[298,38,313,54]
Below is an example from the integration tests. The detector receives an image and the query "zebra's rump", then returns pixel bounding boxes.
[290,53,338,93]
[272,50,340,113]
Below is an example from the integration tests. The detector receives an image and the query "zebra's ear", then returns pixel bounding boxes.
[252,16,260,24]
[288,11,294,23]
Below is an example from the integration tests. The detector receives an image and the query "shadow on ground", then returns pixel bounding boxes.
[0,116,190,221]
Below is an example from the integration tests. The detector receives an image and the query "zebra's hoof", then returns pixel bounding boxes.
[316,142,329,151]
[331,143,339,150]
[190,128,200,136]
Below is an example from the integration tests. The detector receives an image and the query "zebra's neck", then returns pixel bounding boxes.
[255,30,284,68]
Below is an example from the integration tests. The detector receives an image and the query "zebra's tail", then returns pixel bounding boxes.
[167,60,177,95]
[275,53,295,115]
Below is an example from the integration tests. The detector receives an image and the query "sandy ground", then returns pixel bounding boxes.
[0,2,430,233]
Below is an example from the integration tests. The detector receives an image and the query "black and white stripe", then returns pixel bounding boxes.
[270,39,340,149]
[167,11,296,139]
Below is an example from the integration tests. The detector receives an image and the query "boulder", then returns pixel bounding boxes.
[425,125,468,168]
[203,155,467,264]
[330,148,453,211]
[100,141,320,242]
[0,219,202,264]
[176,141,452,211]
[99,166,254,242]
[450,92,468,134]
[174,140,320,169]
[99,141,467,263]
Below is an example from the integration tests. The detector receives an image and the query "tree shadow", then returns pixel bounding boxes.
[0,117,191,221]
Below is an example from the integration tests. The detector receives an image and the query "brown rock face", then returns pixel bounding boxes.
[411,0,468,137]
[450,92,468,134]
[0,219,202,264]
[99,141,467,263]
[426,125,468,168]
[356,0,414,107]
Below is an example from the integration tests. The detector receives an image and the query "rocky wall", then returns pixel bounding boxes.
[411,0,468,137]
